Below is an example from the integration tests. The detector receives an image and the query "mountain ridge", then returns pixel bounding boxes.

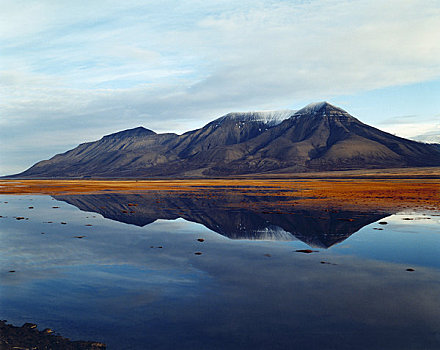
[9,102,440,178]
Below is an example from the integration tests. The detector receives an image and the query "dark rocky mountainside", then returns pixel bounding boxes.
[12,102,440,178]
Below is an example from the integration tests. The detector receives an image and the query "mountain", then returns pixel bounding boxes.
[53,192,390,248]
[11,102,440,178]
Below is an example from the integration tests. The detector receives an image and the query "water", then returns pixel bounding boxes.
[1,193,439,349]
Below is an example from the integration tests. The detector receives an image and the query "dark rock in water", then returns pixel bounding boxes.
[264,254,272,257]
[22,323,37,329]
[0,320,106,349]
[52,206,59,208]
[194,252,203,255]
[402,218,414,220]
[74,236,86,239]
[28,206,34,209]
[8,270,15,273]
[61,222,67,225]
[406,268,415,272]
[197,238,205,242]
[15,217,25,220]
[295,249,318,254]
[379,221,388,225]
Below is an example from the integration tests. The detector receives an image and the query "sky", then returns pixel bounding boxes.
[1,0,440,175]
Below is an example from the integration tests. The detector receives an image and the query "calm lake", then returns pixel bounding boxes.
[1,192,439,349]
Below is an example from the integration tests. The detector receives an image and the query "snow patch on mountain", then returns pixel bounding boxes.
[216,110,295,126]
[250,226,297,241]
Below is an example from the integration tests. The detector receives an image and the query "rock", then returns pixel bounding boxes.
[0,320,106,348]
[74,236,86,239]
[90,342,107,348]
[295,249,318,254]
[22,323,37,329]
[197,238,205,242]
[406,268,415,272]
[16,217,25,220]
[28,206,34,209]
[373,228,384,230]
[61,222,67,224]
[194,252,203,255]
[52,206,59,208]
[8,270,15,273]
[379,221,387,225]
[264,254,271,257]
[85,224,93,226]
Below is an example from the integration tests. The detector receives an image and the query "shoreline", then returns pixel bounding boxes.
[0,320,105,349]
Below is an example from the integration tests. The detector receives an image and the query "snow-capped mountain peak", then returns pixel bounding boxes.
[294,101,346,115]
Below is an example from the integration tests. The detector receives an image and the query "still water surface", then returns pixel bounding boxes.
[0,193,439,349]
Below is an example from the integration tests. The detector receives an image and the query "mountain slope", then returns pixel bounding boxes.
[12,102,440,178]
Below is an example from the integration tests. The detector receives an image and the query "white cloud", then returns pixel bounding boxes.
[1,0,440,174]
[381,122,440,140]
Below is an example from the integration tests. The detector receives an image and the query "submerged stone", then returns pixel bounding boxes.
[295,249,318,254]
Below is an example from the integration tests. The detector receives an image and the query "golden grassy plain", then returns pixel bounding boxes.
[1,176,439,213]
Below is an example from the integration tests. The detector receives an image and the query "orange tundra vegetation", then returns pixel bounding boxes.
[0,179,439,213]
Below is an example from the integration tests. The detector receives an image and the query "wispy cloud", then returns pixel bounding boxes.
[1,0,440,174]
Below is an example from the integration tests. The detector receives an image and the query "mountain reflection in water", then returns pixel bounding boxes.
[54,192,390,248]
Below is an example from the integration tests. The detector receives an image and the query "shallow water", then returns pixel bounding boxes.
[1,193,439,349]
